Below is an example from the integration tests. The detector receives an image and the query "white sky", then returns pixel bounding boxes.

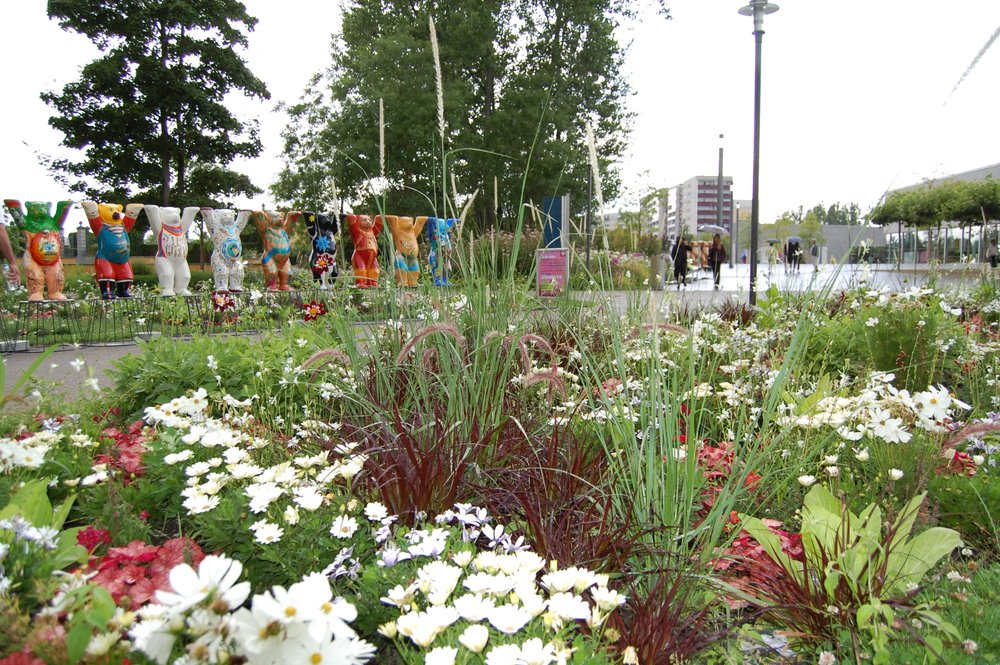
[2,1,998,228]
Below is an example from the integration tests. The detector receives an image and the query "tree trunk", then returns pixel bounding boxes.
[159,22,171,206]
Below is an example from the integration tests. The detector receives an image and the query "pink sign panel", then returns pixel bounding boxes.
[536,248,569,297]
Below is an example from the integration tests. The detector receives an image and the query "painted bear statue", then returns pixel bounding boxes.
[305,211,339,290]
[201,208,250,293]
[250,209,301,291]
[82,201,142,299]
[345,214,383,288]
[3,199,71,301]
[427,216,457,286]
[383,215,427,287]
[144,204,199,296]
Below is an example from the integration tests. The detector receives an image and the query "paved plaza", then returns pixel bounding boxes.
[2,263,990,401]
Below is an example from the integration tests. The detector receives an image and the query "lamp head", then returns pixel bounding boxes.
[739,1,779,32]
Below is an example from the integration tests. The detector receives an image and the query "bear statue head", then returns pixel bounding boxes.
[214,209,238,227]
[98,203,126,226]
[24,201,53,223]
[158,207,182,225]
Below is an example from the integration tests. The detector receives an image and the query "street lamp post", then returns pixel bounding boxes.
[739,0,778,306]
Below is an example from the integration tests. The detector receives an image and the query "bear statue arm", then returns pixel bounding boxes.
[235,210,251,233]
[284,211,302,233]
[413,216,428,237]
[329,214,339,236]
[200,208,216,233]
[54,201,74,228]
[144,204,162,233]
[251,212,268,237]
[372,215,384,236]
[180,207,200,231]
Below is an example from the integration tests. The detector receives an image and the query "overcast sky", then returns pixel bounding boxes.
[2,1,998,228]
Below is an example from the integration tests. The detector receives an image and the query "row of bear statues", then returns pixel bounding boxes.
[2,200,457,301]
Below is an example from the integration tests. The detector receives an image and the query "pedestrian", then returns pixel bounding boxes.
[988,238,998,269]
[0,210,21,288]
[789,240,801,272]
[809,240,819,271]
[707,233,727,290]
[671,237,689,289]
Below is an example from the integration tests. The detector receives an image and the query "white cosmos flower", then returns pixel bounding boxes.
[381,583,418,609]
[163,449,194,465]
[540,568,578,593]
[453,593,496,621]
[364,502,389,521]
[230,607,291,661]
[182,493,219,515]
[591,586,627,611]
[458,623,490,653]
[417,561,463,605]
[331,514,360,539]
[294,485,325,511]
[155,554,250,613]
[485,644,522,665]
[245,482,284,514]
[288,572,359,641]
[546,592,590,620]
[519,638,556,665]
[451,550,474,567]
[253,522,284,545]
[425,646,458,665]
[128,617,175,664]
[487,603,533,634]
[463,571,516,595]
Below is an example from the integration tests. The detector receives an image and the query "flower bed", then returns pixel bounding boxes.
[1,278,999,663]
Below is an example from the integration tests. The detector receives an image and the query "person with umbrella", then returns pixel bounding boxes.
[707,233,727,290]
[786,235,803,273]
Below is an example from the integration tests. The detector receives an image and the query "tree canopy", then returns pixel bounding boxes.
[868,178,1000,229]
[272,0,666,231]
[43,0,270,207]
[774,202,860,226]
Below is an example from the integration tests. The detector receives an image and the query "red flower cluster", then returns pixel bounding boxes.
[696,442,763,516]
[76,525,112,552]
[93,420,148,485]
[303,299,328,322]
[939,448,978,477]
[211,292,236,312]
[0,652,46,665]
[92,405,122,424]
[713,514,804,607]
[88,537,205,608]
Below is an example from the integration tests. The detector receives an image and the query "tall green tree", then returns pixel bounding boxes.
[43,0,270,208]
[273,0,665,231]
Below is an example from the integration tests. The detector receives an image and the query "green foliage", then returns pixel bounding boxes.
[108,335,264,418]
[929,473,1000,555]
[806,294,964,391]
[742,485,962,663]
[43,0,269,207]
[273,0,651,228]
[869,178,1000,230]
[0,479,89,610]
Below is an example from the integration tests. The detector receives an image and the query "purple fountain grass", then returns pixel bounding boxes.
[395,322,468,365]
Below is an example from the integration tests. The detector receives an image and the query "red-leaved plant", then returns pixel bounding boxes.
[87,537,204,608]
[93,420,148,485]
